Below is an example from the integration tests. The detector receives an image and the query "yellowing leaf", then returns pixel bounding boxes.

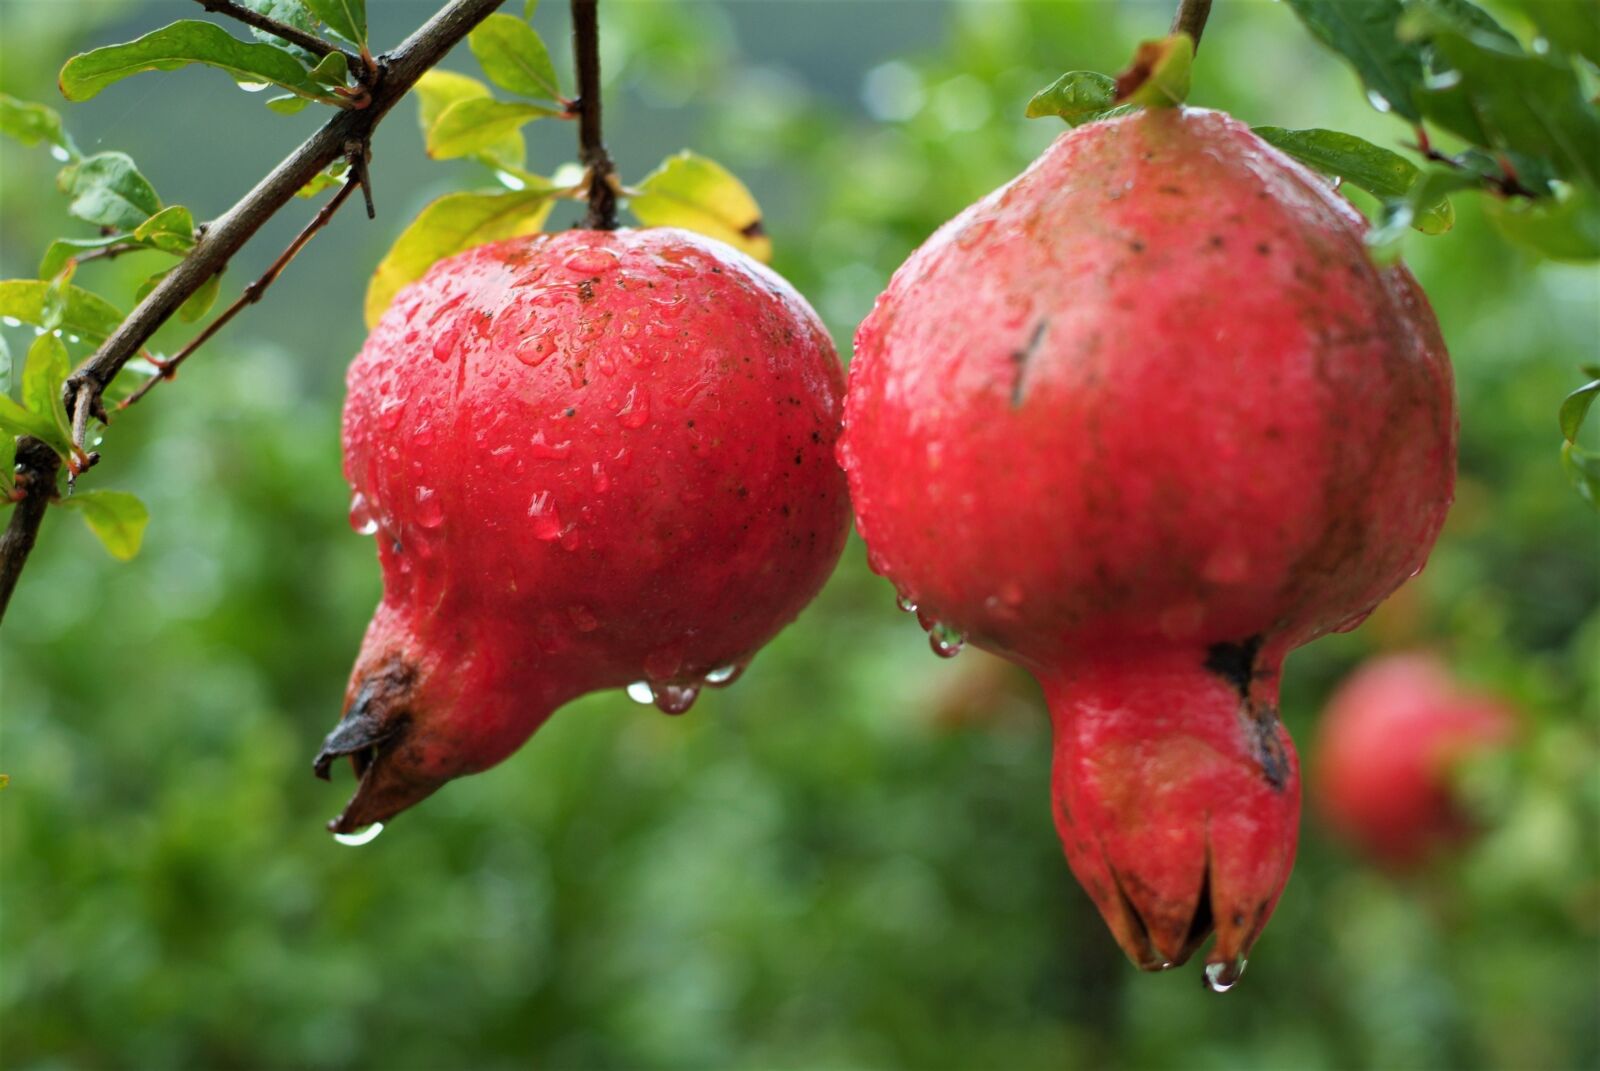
[59,489,149,561]
[629,152,772,263]
[414,69,525,171]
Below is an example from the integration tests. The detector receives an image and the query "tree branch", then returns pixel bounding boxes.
[1170,0,1214,48]
[571,0,618,230]
[0,0,507,631]
[195,0,362,69]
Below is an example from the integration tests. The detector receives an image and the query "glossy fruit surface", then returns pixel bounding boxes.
[841,107,1457,975]
[321,227,849,833]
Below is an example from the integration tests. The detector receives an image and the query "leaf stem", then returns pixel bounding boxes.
[1170,0,1214,49]
[571,0,619,230]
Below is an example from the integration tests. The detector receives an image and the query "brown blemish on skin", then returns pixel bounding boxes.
[1010,319,1049,408]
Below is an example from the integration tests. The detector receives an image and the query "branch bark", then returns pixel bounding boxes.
[1170,0,1215,48]
[571,0,618,230]
[0,0,507,631]
[195,0,362,68]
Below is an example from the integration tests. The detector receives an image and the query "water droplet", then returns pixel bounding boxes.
[333,822,384,846]
[564,247,620,274]
[1366,90,1392,113]
[349,492,379,536]
[704,662,744,687]
[49,145,70,163]
[431,327,460,362]
[616,384,651,429]
[653,682,700,715]
[0,316,21,328]
[895,593,918,614]
[528,491,563,540]
[1333,607,1374,634]
[414,486,444,529]
[528,431,572,459]
[378,397,404,430]
[590,462,611,493]
[626,681,654,705]
[414,425,435,448]
[237,80,270,93]
[516,335,558,366]
[928,622,966,658]
[1204,958,1246,993]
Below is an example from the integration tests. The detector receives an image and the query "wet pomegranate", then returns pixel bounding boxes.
[840,107,1456,979]
[1315,653,1515,870]
[319,227,849,834]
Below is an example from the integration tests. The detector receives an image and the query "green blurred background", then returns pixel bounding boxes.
[2,1,1597,1068]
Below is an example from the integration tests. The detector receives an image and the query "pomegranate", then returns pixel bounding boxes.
[1314,653,1515,870]
[840,107,1456,979]
[319,228,849,834]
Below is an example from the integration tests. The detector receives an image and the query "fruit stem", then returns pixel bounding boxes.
[1169,0,1213,49]
[571,0,620,231]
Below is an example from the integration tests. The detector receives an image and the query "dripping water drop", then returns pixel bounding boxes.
[1365,90,1392,113]
[895,593,918,614]
[928,622,966,659]
[704,662,744,687]
[626,681,654,705]
[1203,958,1246,993]
[333,822,384,847]
[653,682,700,715]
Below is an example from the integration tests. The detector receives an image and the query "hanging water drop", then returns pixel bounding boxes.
[928,621,966,658]
[349,492,379,536]
[333,822,384,847]
[414,486,444,529]
[895,593,918,613]
[1203,958,1246,993]
[704,662,744,687]
[626,681,654,704]
[652,682,700,715]
[1365,90,1392,113]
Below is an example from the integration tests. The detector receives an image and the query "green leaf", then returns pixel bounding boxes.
[0,333,10,395]
[56,152,161,231]
[0,280,124,343]
[1025,71,1119,125]
[414,69,525,171]
[1252,126,1453,232]
[308,50,349,87]
[629,151,773,263]
[133,204,196,254]
[238,0,324,63]
[21,334,72,443]
[59,490,150,560]
[365,187,556,327]
[1285,0,1425,122]
[59,20,327,103]
[1406,0,1517,44]
[38,236,139,281]
[0,92,78,157]
[1114,33,1194,109]
[0,431,16,497]
[133,266,221,322]
[524,0,539,19]
[1414,27,1600,187]
[296,159,350,198]
[469,13,562,101]
[267,93,312,114]
[1559,380,1600,443]
[301,0,366,46]
[1561,441,1600,508]
[0,394,61,451]
[1485,182,1600,261]
[1500,0,1600,66]
[425,98,557,161]
[1365,166,1480,257]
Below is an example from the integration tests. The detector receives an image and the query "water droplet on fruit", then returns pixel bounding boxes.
[431,328,459,362]
[928,622,966,658]
[333,822,384,847]
[616,384,651,429]
[528,491,562,540]
[378,398,404,430]
[704,662,745,687]
[1203,958,1246,993]
[1365,90,1392,113]
[414,425,435,448]
[348,492,379,536]
[653,682,700,715]
[1333,607,1374,633]
[528,431,572,459]
[516,335,559,367]
[626,681,654,705]
[564,247,619,274]
[414,486,444,528]
[895,593,918,614]
[567,604,599,632]
[590,462,610,493]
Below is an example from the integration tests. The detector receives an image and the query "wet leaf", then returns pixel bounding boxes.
[38,236,139,281]
[1114,33,1194,109]
[21,334,72,443]
[1025,72,1119,126]
[1285,0,1425,121]
[1559,380,1600,443]
[308,50,349,87]
[133,204,196,254]
[1561,441,1600,507]
[56,152,161,231]
[267,93,312,114]
[1365,166,1481,258]
[1500,0,1600,66]
[296,159,350,198]
[1252,126,1453,232]
[630,151,772,263]
[239,0,324,63]
[414,69,525,171]
[0,280,125,342]
[365,186,555,327]
[0,92,78,157]
[301,0,366,47]
[425,98,558,161]
[59,490,150,560]
[470,13,562,101]
[59,20,327,102]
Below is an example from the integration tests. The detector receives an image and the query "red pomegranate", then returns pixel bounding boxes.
[319,228,849,834]
[840,107,1456,980]
[1314,653,1515,870]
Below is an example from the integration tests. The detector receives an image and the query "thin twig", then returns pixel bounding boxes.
[120,175,361,409]
[69,242,145,268]
[1170,0,1214,48]
[0,440,61,620]
[571,0,618,230]
[195,0,362,70]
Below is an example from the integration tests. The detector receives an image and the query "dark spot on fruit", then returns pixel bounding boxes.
[1250,707,1291,792]
[1256,242,1271,256]
[1158,185,1183,196]
[1232,912,1246,927]
[687,420,695,428]
[794,452,803,465]
[810,431,821,443]
[781,504,791,516]
[1129,240,1145,253]
[564,407,575,417]
[1209,235,1225,249]
[1010,319,1049,408]
[740,220,766,239]
[1204,636,1262,695]
[736,485,748,498]
[578,280,596,302]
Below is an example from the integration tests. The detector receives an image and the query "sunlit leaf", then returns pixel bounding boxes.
[414,69,525,171]
[1252,126,1453,232]
[365,186,556,327]
[59,489,150,560]
[56,152,161,231]
[296,159,350,198]
[301,0,366,47]
[0,431,15,497]
[425,98,558,161]
[1286,0,1425,121]
[629,151,772,263]
[38,235,140,281]
[1025,72,1119,126]
[469,13,562,101]
[238,0,324,63]
[59,20,327,102]
[0,280,125,342]
[133,204,196,253]
[0,92,78,157]
[267,93,312,114]
[0,394,61,451]
[1114,33,1194,109]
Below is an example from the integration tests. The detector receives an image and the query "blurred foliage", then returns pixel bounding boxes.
[2,2,1597,1069]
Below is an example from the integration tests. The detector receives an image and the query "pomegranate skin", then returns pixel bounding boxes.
[322,227,849,833]
[1314,654,1515,870]
[841,108,1456,972]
